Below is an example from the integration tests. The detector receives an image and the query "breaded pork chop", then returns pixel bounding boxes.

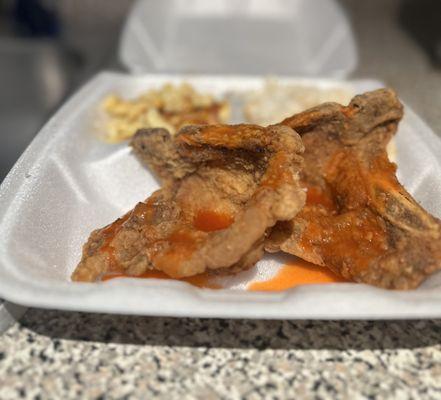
[72,124,305,282]
[267,88,441,289]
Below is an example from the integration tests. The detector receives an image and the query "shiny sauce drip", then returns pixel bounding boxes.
[193,210,234,232]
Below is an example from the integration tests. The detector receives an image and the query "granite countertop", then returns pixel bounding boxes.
[1,311,441,399]
[2,1,441,399]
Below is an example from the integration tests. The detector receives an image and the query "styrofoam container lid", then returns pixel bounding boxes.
[119,0,358,77]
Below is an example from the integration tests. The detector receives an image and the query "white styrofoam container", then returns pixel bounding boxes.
[119,0,357,77]
[0,72,441,319]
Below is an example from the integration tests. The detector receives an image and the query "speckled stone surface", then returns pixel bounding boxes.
[1,310,441,399]
[2,1,441,399]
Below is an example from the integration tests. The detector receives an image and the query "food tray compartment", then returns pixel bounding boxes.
[0,72,440,319]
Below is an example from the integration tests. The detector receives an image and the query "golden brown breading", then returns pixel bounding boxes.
[72,124,305,281]
[267,89,441,289]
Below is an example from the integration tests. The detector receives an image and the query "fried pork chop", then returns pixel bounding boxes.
[72,124,305,282]
[266,88,441,289]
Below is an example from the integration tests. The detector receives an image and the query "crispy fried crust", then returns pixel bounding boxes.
[267,88,441,289]
[72,124,305,281]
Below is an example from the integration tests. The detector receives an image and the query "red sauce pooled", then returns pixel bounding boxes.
[248,258,347,292]
[102,258,346,292]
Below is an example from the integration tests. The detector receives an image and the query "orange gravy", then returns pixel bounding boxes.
[248,258,347,292]
[179,124,268,148]
[298,151,390,275]
[102,270,221,289]
[102,260,346,291]
[193,210,234,232]
[305,185,336,211]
